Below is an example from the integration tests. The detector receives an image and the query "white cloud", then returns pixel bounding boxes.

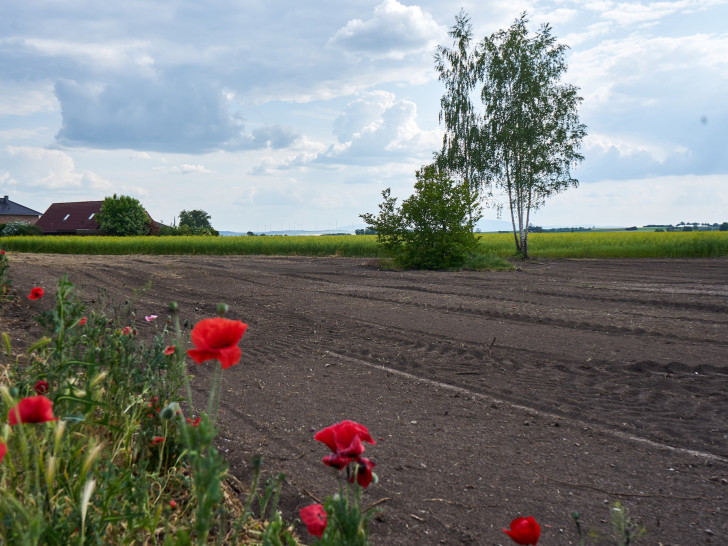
[532,174,728,226]
[585,132,688,163]
[4,146,112,191]
[592,0,726,26]
[166,164,215,175]
[0,82,58,117]
[329,0,445,59]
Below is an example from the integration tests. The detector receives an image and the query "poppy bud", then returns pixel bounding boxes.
[217,303,229,317]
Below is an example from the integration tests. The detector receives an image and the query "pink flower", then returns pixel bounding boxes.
[28,287,44,300]
[8,395,58,425]
[34,379,49,395]
[164,345,175,356]
[145,314,158,322]
[187,317,248,369]
[503,516,541,545]
[300,504,327,538]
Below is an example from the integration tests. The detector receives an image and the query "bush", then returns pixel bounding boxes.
[360,165,481,270]
[97,195,151,236]
[1,221,43,236]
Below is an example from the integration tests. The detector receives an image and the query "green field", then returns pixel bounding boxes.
[1,231,727,259]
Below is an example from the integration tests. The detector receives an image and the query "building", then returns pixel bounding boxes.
[0,195,42,224]
[36,200,163,235]
[35,201,103,235]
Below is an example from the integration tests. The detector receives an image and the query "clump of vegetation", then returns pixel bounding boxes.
[0,274,299,544]
[361,165,483,270]
[0,220,43,237]
[97,194,151,236]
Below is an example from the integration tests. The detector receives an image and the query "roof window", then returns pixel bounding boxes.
[63,214,70,221]
[88,213,95,220]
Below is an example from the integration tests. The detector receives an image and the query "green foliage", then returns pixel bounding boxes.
[361,165,481,269]
[354,228,377,235]
[434,11,486,214]
[97,194,151,236]
[179,210,214,231]
[158,225,219,237]
[0,275,300,544]
[0,249,9,296]
[1,220,43,236]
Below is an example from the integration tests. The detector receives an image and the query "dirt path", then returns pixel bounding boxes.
[3,254,728,544]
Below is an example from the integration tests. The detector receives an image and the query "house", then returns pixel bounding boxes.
[0,195,42,224]
[36,200,163,235]
[35,201,104,235]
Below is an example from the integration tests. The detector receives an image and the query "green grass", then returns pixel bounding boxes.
[1,231,727,259]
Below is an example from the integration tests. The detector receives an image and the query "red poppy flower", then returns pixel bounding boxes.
[350,457,376,488]
[503,516,541,545]
[79,317,87,326]
[8,395,58,425]
[314,420,375,453]
[34,379,49,395]
[164,345,176,356]
[186,317,248,369]
[0,250,5,255]
[300,504,327,538]
[28,287,44,300]
[152,436,165,445]
[322,453,350,470]
[121,326,132,335]
[0,443,6,464]
[187,417,201,427]
[170,500,177,508]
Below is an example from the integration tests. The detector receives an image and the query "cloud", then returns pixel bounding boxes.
[3,146,112,191]
[0,82,58,117]
[589,0,725,26]
[166,164,215,174]
[53,76,299,153]
[312,90,440,165]
[329,0,445,59]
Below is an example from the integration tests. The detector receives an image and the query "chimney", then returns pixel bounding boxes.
[1,196,7,204]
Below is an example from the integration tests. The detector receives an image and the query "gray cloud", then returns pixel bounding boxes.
[54,76,298,153]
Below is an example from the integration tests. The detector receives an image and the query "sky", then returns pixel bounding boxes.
[1,0,727,232]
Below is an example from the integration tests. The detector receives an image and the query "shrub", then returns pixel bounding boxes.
[1,221,43,236]
[360,165,481,270]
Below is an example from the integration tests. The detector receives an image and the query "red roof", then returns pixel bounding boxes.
[36,201,103,234]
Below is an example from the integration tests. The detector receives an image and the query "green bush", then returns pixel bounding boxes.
[1,221,43,236]
[360,165,481,269]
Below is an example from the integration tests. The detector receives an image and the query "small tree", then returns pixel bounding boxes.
[97,194,150,236]
[360,165,481,270]
[179,210,212,230]
[479,13,586,258]
[178,209,217,236]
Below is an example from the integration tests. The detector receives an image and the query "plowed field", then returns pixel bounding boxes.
[4,254,727,544]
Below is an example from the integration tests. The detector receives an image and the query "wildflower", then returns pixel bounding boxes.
[145,314,158,322]
[121,326,132,335]
[28,286,44,300]
[0,443,6,464]
[314,420,375,453]
[152,436,165,445]
[164,345,175,356]
[300,504,327,538]
[170,500,177,508]
[187,317,247,369]
[0,250,5,255]
[186,417,201,427]
[503,516,541,545]
[8,395,58,425]
[351,457,376,488]
[79,317,87,326]
[34,379,49,395]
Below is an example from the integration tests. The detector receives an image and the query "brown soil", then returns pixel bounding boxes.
[2,254,727,545]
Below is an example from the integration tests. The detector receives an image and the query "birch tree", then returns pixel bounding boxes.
[479,14,586,258]
[434,11,484,222]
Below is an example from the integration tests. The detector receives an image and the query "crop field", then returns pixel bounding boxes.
[2,231,727,258]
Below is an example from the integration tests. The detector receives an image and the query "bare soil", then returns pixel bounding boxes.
[3,254,728,545]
